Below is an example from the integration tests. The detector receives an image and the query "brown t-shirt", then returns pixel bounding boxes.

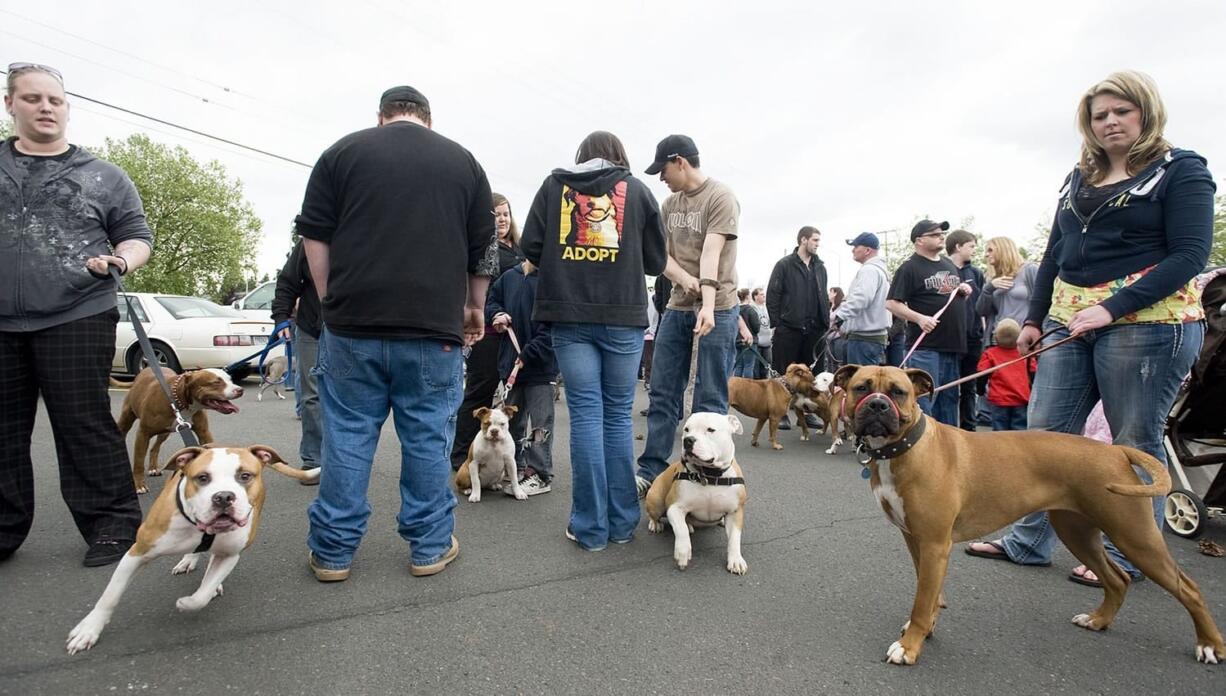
[662,178,740,310]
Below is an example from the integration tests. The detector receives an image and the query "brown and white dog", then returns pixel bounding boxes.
[257,356,289,402]
[65,445,319,654]
[114,367,244,493]
[813,370,852,455]
[832,364,1225,666]
[454,406,524,502]
[644,412,748,574]
[727,363,824,450]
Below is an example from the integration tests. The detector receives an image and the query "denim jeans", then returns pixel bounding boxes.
[506,382,555,481]
[999,320,1203,573]
[885,331,907,367]
[295,330,321,468]
[307,328,463,569]
[904,349,961,426]
[989,403,1027,431]
[844,339,886,368]
[636,307,739,483]
[733,345,759,378]
[552,323,643,550]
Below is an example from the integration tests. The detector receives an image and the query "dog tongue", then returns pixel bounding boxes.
[211,400,240,414]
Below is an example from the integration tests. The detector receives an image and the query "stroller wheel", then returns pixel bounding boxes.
[1164,489,1209,539]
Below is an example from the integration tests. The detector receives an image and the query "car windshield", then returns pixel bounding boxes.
[155,296,247,320]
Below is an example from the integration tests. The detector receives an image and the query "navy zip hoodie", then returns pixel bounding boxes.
[1029,149,1215,324]
[521,160,668,327]
[484,264,556,385]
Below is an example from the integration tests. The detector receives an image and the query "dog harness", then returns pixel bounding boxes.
[675,463,744,486]
[174,473,216,553]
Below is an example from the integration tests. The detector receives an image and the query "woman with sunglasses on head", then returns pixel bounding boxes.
[966,71,1214,588]
[449,192,527,471]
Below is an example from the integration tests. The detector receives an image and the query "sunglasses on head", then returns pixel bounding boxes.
[7,62,63,83]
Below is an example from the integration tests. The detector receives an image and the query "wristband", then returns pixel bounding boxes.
[698,278,720,290]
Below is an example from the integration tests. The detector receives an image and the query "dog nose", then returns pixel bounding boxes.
[233,386,244,397]
[212,491,236,508]
[683,435,696,450]
[867,397,892,413]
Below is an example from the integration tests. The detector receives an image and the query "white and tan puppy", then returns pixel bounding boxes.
[257,356,289,402]
[814,370,851,455]
[454,406,523,502]
[644,412,748,574]
[66,445,319,654]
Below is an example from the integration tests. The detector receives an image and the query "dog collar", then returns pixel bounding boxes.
[856,414,928,463]
[676,463,744,486]
[175,473,216,553]
[170,373,187,412]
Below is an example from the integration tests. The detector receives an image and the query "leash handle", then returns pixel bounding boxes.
[110,266,200,448]
[899,289,962,368]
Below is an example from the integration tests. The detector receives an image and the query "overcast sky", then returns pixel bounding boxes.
[4,0,1223,290]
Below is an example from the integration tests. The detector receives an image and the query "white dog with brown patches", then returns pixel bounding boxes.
[453,406,524,502]
[644,413,748,574]
[66,445,318,654]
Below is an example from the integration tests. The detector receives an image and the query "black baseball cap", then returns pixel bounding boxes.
[846,232,880,250]
[379,85,429,109]
[645,135,699,175]
[910,219,950,242]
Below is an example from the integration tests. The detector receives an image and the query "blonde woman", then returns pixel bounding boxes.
[975,236,1038,344]
[966,71,1213,588]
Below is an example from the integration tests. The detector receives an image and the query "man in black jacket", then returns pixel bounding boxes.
[271,238,322,481]
[766,226,829,427]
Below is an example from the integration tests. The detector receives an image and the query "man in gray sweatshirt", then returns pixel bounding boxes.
[1,63,152,567]
[833,233,891,367]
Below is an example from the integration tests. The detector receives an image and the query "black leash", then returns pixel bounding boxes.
[109,266,200,448]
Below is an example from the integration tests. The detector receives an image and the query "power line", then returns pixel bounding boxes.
[0,69,313,168]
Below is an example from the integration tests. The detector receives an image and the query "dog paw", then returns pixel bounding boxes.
[176,595,209,613]
[277,393,285,400]
[66,616,104,654]
[726,555,748,575]
[1071,613,1108,631]
[147,468,162,477]
[1196,644,1222,664]
[172,555,199,575]
[800,435,809,442]
[885,640,915,665]
[772,443,783,451]
[647,519,665,534]
[467,492,481,503]
[135,485,148,495]
[751,441,759,447]
[513,488,527,501]
[825,446,837,455]
[674,543,692,570]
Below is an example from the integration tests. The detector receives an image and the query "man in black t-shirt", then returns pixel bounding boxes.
[885,220,972,426]
[294,86,498,582]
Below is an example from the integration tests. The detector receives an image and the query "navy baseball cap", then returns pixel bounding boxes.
[847,232,880,250]
[645,134,699,175]
[910,219,950,242]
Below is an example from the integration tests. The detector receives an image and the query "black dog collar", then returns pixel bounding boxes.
[676,463,744,486]
[175,473,216,553]
[856,414,928,462]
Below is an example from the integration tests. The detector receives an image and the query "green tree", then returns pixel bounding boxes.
[0,120,11,139]
[1212,191,1226,267]
[96,134,262,301]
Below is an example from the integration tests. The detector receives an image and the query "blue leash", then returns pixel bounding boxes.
[224,320,294,384]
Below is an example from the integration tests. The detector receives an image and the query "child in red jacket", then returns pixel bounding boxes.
[976,319,1035,431]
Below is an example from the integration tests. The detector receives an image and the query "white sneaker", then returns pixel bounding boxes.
[635,475,651,499]
[505,473,551,497]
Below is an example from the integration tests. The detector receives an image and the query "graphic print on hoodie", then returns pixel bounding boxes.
[561,180,627,260]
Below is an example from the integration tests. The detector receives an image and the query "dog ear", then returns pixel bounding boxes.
[832,364,860,392]
[904,369,935,398]
[726,414,744,435]
[248,445,285,465]
[472,407,490,420]
[501,405,519,418]
[163,446,205,472]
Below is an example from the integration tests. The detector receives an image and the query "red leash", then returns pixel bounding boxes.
[494,326,522,405]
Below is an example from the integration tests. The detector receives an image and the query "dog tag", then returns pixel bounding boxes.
[860,466,871,480]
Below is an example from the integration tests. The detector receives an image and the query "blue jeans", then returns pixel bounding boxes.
[636,307,739,483]
[733,345,759,378]
[904,349,961,426]
[296,330,321,467]
[552,323,643,550]
[845,339,886,368]
[999,320,1203,573]
[990,403,1027,431]
[885,332,907,367]
[307,328,463,569]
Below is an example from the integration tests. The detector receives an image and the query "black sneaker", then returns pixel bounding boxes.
[83,536,133,567]
[777,417,792,431]
[804,414,822,429]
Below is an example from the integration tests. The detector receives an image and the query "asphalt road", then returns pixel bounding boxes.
[1,382,1224,695]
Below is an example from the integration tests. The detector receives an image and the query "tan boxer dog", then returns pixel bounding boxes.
[728,363,824,450]
[644,412,748,574]
[114,367,244,493]
[66,445,319,654]
[832,364,1224,666]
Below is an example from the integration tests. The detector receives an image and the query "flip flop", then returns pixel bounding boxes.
[1068,565,1144,588]
[963,540,1053,567]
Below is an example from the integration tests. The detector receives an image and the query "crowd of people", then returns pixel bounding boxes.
[0,63,1215,602]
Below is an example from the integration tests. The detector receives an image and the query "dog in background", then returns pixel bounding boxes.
[454,406,524,502]
[814,370,852,454]
[258,356,289,402]
[727,363,824,450]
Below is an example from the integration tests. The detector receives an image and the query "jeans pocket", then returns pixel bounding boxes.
[603,325,643,354]
[313,330,353,379]
[421,341,461,390]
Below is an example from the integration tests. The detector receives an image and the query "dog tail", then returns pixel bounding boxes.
[109,377,134,389]
[1105,447,1171,498]
[265,461,321,482]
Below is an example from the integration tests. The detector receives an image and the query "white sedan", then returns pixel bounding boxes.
[114,293,284,379]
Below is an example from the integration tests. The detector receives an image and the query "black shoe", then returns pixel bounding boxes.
[777,418,792,431]
[83,536,133,567]
[300,464,320,486]
[804,414,822,429]
[0,548,15,563]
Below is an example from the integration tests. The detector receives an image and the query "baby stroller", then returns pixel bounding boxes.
[1162,268,1226,538]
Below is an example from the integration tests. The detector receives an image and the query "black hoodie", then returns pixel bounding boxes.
[521,160,668,327]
